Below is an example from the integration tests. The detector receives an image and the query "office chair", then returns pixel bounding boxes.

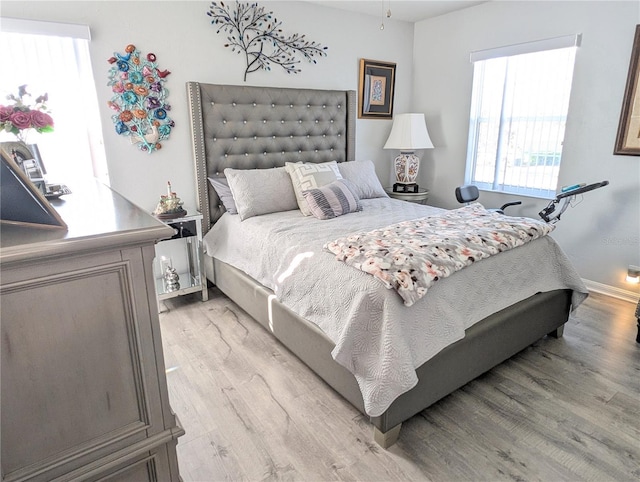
[455,184,522,214]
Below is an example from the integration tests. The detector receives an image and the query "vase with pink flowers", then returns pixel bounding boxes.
[0,85,54,144]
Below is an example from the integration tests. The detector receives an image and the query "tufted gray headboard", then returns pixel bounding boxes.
[186,82,356,232]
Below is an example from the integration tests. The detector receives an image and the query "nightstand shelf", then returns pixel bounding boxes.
[385,187,430,204]
[154,270,202,300]
[153,209,208,307]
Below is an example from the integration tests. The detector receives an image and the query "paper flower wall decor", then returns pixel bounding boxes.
[206,1,328,81]
[106,44,173,153]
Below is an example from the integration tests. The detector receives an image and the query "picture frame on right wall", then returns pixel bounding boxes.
[614,24,640,155]
[358,58,396,119]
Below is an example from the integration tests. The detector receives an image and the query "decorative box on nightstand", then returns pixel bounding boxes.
[385,186,430,204]
[154,209,208,308]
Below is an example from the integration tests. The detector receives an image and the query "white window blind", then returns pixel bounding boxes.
[465,35,580,198]
[0,18,107,187]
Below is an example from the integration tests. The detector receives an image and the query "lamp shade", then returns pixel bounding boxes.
[383,113,434,150]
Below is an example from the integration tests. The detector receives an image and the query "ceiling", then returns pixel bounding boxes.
[304,1,486,23]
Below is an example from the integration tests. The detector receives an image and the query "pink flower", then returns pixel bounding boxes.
[0,85,54,138]
[10,110,31,130]
[30,111,53,129]
[0,105,12,122]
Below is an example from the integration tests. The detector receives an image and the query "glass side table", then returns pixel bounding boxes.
[153,209,208,311]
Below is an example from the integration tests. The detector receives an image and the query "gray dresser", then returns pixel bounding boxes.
[0,181,184,481]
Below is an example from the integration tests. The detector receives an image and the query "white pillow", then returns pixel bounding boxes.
[224,167,298,221]
[285,161,343,216]
[338,160,388,199]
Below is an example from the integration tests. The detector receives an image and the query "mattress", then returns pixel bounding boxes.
[203,197,588,416]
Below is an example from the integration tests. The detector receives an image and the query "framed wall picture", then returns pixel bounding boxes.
[358,58,396,119]
[0,147,67,229]
[614,24,640,155]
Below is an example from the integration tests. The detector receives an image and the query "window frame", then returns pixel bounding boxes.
[465,34,581,199]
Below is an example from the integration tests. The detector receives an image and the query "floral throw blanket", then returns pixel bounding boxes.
[325,203,555,307]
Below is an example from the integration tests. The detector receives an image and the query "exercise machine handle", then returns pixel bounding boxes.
[539,180,609,223]
[555,180,609,200]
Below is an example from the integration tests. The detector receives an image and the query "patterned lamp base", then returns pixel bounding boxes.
[394,151,420,185]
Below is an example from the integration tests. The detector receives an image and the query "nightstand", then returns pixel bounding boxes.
[154,209,208,310]
[385,187,430,204]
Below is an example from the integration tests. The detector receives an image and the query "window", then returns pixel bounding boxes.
[465,35,580,198]
[0,18,107,188]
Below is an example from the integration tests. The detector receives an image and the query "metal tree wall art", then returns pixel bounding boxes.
[206,1,328,81]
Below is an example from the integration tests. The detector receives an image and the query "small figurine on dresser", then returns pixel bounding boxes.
[153,181,186,219]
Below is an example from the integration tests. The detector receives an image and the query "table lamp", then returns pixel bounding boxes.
[383,113,434,192]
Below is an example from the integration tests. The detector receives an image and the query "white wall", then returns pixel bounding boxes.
[2,1,414,210]
[413,0,640,294]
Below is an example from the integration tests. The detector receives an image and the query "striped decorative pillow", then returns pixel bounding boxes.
[302,179,362,220]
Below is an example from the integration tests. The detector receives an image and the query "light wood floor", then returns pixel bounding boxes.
[159,290,640,481]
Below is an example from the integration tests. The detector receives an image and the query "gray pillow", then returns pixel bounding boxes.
[224,167,298,221]
[208,176,237,214]
[302,179,362,220]
[338,160,388,199]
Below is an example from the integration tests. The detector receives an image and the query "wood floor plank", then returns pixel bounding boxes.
[467,372,634,481]
[160,290,640,481]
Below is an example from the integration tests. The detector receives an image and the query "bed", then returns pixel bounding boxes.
[186,81,588,447]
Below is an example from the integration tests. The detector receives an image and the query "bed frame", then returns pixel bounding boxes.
[186,81,571,447]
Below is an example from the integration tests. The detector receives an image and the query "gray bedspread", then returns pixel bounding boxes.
[203,198,588,417]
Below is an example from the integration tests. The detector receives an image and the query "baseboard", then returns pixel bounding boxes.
[582,279,640,304]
